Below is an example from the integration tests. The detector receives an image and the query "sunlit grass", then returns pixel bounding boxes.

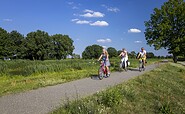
[0,58,163,96]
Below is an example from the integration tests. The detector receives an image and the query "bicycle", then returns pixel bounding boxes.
[139,59,145,72]
[119,58,128,72]
[98,61,110,80]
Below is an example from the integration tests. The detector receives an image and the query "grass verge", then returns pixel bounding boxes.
[51,63,185,114]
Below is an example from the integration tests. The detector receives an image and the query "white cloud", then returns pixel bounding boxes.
[67,2,79,10]
[128,28,141,33]
[71,19,109,27]
[3,19,13,22]
[102,46,107,49]
[90,21,109,26]
[80,10,104,18]
[97,38,112,43]
[71,18,79,22]
[76,20,90,24]
[71,19,90,24]
[134,41,142,43]
[108,7,120,12]
[84,9,94,13]
[102,4,120,12]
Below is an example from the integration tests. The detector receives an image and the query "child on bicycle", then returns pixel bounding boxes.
[137,47,147,68]
[98,48,110,74]
[119,48,128,69]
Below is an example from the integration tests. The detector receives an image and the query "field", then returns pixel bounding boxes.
[51,63,185,114]
[0,58,161,96]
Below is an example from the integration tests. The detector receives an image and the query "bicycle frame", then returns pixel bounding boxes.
[98,61,109,80]
[139,59,145,72]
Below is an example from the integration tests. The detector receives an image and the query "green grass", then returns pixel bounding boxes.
[51,63,185,114]
[0,58,162,96]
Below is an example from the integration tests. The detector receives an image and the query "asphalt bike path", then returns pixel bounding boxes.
[0,63,161,114]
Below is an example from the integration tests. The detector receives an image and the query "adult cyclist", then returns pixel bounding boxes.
[119,48,128,70]
[137,47,147,68]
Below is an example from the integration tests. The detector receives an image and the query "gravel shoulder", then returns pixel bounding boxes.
[0,63,161,114]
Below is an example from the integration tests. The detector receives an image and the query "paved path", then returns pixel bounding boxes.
[0,63,160,114]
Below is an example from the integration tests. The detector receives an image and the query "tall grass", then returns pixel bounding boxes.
[51,63,185,114]
[0,59,98,96]
[0,59,96,76]
[0,58,162,96]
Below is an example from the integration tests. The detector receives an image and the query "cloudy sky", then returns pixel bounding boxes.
[0,0,169,56]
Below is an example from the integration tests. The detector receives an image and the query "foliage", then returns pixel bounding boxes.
[24,30,51,60]
[144,0,185,62]
[50,34,74,59]
[107,47,118,58]
[82,44,103,59]
[0,28,9,59]
[0,28,75,60]
[147,52,155,58]
[9,31,24,59]
[52,63,185,114]
[128,51,136,58]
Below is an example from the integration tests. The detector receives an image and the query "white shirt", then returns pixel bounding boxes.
[139,50,146,57]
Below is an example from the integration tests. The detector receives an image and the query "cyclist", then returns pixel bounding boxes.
[119,48,128,69]
[137,47,147,68]
[98,48,110,75]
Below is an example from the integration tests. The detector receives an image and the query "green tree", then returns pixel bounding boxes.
[144,0,185,63]
[107,47,117,58]
[82,44,103,59]
[146,52,155,58]
[24,30,51,60]
[128,51,136,58]
[117,50,122,56]
[72,53,81,59]
[0,27,10,59]
[51,34,74,59]
[9,30,24,59]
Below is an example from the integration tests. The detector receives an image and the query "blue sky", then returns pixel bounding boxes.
[0,0,170,56]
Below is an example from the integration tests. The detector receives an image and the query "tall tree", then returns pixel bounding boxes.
[107,47,117,58]
[0,27,9,59]
[24,30,51,60]
[128,51,136,58]
[144,0,185,62]
[82,44,103,59]
[9,30,24,59]
[51,34,74,59]
[146,52,155,58]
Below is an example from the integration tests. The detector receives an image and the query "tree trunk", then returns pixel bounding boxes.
[173,53,177,63]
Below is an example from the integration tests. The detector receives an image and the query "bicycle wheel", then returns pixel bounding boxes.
[98,68,104,80]
[139,61,142,72]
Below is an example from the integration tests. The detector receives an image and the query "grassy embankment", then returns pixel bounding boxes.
[0,58,161,96]
[52,63,185,114]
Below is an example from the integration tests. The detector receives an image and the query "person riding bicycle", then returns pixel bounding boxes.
[98,48,110,74]
[137,47,147,68]
[119,48,128,69]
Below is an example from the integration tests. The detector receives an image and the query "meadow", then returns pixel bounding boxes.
[51,63,185,114]
[0,58,161,96]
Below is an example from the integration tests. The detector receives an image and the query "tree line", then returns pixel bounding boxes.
[0,28,74,60]
[82,44,163,59]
